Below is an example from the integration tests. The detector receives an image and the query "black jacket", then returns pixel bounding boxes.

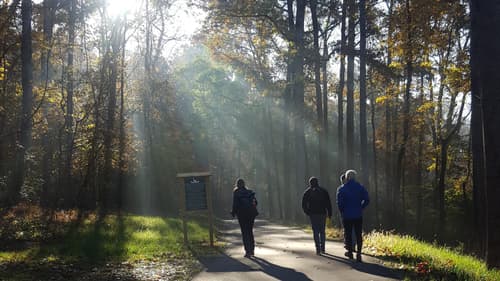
[231,187,258,218]
[302,186,333,217]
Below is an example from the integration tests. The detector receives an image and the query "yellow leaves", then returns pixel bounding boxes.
[388,61,403,71]
[420,60,432,70]
[0,59,10,81]
[427,162,436,172]
[417,101,436,113]
[375,95,390,104]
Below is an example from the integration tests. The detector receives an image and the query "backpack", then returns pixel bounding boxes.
[238,191,259,217]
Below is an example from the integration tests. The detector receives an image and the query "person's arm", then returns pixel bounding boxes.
[302,190,310,215]
[325,189,333,218]
[336,187,344,214]
[361,185,370,209]
[231,191,238,217]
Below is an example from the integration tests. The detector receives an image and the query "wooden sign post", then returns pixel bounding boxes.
[176,172,214,247]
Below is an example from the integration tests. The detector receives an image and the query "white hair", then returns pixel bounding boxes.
[345,170,357,180]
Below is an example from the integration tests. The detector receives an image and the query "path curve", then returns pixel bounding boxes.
[193,219,402,281]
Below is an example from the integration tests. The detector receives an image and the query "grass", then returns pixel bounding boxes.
[0,205,220,280]
[362,231,500,281]
[0,213,216,263]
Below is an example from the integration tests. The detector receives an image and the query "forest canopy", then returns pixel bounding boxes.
[1,0,498,268]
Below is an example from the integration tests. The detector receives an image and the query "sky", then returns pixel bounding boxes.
[106,0,206,58]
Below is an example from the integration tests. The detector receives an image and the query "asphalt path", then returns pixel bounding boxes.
[192,219,403,281]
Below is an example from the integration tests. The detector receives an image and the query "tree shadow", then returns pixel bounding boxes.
[0,212,140,280]
[36,212,128,262]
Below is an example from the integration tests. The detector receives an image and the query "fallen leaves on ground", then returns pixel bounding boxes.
[0,257,203,281]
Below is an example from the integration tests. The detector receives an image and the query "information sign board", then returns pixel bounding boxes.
[184,177,207,210]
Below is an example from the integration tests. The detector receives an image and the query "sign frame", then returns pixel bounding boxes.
[176,172,214,247]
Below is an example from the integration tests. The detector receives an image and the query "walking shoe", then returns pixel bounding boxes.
[356,253,362,262]
[244,253,252,258]
[344,251,353,259]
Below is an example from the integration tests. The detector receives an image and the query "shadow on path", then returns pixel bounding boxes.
[321,253,403,280]
[198,253,256,273]
[197,254,313,280]
[251,256,313,281]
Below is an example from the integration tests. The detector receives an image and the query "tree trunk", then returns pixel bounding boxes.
[472,0,500,267]
[118,20,127,210]
[416,74,425,231]
[310,0,325,182]
[394,0,413,230]
[293,0,307,221]
[359,0,368,185]
[369,80,379,226]
[322,17,329,185]
[64,0,76,206]
[345,0,355,169]
[384,0,394,228]
[103,24,121,209]
[40,0,57,205]
[10,0,33,204]
[337,0,347,171]
[469,0,485,257]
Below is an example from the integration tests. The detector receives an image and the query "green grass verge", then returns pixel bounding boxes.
[0,213,218,263]
[363,231,500,281]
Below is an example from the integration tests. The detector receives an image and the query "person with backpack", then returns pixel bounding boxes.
[231,178,258,258]
[301,177,333,255]
[336,170,370,262]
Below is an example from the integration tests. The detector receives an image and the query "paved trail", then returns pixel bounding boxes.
[193,220,402,281]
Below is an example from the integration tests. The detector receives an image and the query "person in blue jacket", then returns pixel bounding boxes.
[336,170,370,262]
[338,173,357,252]
[231,178,258,258]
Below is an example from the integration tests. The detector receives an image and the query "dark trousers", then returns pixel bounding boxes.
[343,217,363,253]
[309,214,326,252]
[238,215,255,254]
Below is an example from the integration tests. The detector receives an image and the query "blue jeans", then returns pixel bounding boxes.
[309,214,326,252]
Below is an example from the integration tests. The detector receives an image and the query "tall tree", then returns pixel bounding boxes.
[310,0,325,181]
[63,0,75,204]
[40,0,57,204]
[359,0,368,184]
[345,0,355,168]
[290,0,307,220]
[337,0,347,172]
[470,0,500,269]
[394,0,413,228]
[10,0,33,203]
[469,0,485,257]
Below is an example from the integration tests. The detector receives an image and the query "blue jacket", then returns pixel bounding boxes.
[336,179,369,219]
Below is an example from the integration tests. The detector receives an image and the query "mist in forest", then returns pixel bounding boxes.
[3,0,499,266]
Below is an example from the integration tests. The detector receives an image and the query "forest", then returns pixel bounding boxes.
[1,0,499,271]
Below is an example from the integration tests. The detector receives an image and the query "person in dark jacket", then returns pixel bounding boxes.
[302,177,333,254]
[336,170,370,262]
[231,178,258,258]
